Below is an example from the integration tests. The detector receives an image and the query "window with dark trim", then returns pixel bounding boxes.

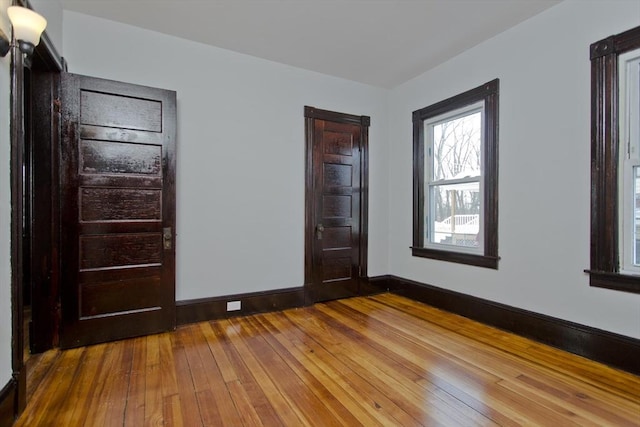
[587,25,640,294]
[412,79,499,269]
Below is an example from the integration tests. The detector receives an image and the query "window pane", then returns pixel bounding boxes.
[427,182,480,248]
[430,111,482,181]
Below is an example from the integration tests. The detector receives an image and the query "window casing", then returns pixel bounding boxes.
[412,79,499,269]
[588,25,640,293]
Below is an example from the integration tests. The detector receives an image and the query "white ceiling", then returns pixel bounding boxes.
[60,0,562,88]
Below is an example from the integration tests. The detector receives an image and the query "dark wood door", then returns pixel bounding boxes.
[305,107,369,304]
[59,73,177,348]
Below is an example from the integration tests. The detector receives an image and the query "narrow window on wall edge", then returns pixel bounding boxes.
[587,25,640,294]
[412,79,499,269]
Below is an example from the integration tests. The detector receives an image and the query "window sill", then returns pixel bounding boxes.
[411,247,499,269]
[585,270,640,294]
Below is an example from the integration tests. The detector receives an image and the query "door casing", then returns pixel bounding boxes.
[10,1,66,416]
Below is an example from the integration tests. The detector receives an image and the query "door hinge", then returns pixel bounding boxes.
[53,98,61,114]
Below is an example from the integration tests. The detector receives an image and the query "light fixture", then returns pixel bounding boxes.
[0,5,47,57]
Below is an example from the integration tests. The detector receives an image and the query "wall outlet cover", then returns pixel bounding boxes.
[227,300,241,311]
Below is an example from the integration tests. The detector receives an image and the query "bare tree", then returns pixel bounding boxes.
[429,112,481,222]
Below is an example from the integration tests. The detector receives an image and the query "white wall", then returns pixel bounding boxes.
[30,0,63,54]
[388,0,640,338]
[59,1,640,340]
[62,11,389,301]
[0,0,12,387]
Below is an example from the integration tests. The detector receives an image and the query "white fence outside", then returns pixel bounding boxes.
[433,214,479,246]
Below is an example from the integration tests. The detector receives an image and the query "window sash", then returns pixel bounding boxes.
[425,180,483,253]
[619,49,640,274]
[424,103,485,254]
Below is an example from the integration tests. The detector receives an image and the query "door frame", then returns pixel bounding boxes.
[303,106,370,303]
[9,0,65,417]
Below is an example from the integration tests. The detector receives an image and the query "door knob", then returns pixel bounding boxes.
[163,227,172,250]
[316,224,324,240]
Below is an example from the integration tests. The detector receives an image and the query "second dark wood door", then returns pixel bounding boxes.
[305,107,369,303]
[59,73,177,348]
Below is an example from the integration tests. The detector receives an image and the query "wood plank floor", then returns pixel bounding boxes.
[15,293,640,426]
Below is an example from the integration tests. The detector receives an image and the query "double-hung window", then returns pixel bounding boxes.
[619,49,640,275]
[412,79,499,269]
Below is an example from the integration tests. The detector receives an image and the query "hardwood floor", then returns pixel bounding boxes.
[15,294,640,426]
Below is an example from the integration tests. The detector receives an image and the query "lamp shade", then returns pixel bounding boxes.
[7,6,47,47]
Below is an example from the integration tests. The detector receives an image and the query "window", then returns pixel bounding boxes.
[412,79,499,269]
[619,49,640,275]
[588,25,640,293]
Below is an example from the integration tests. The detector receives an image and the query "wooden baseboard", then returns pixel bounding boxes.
[380,275,640,376]
[176,287,306,325]
[359,276,391,296]
[176,277,388,326]
[0,379,16,427]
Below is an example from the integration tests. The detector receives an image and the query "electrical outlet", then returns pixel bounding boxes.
[226,300,241,311]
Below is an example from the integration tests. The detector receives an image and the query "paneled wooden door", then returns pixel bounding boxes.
[305,106,369,304]
[59,73,177,348]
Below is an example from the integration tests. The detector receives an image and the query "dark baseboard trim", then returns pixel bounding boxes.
[359,276,391,296]
[176,277,389,326]
[382,275,640,376]
[0,378,16,427]
[176,286,306,325]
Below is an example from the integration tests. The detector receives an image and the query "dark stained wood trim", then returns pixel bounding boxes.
[360,117,369,281]
[585,269,640,294]
[29,71,62,352]
[176,277,392,326]
[303,106,371,302]
[9,1,65,422]
[0,379,17,427]
[412,110,424,253]
[588,25,640,293]
[381,275,640,375]
[31,31,65,72]
[484,84,499,260]
[590,34,620,275]
[304,106,368,126]
[410,247,499,269]
[176,287,305,325]
[411,79,499,269]
[358,276,392,296]
[304,111,314,289]
[10,40,26,417]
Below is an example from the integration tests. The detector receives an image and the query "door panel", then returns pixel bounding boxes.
[305,107,369,303]
[60,73,176,348]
